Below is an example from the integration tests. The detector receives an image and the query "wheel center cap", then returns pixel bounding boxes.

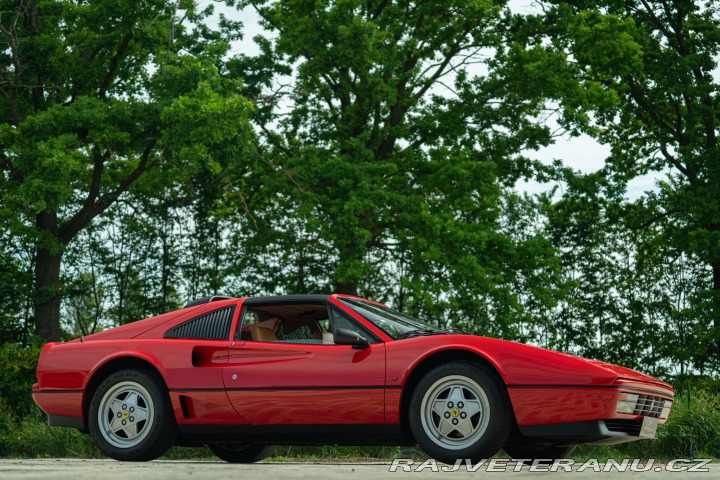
[122,410,130,419]
[450,408,460,417]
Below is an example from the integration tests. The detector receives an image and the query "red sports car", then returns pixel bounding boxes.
[33,294,674,463]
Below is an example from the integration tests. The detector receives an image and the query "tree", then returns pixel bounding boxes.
[236,0,557,330]
[0,0,253,341]
[502,0,720,369]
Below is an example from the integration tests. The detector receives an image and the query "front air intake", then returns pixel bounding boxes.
[604,419,643,436]
[632,394,666,418]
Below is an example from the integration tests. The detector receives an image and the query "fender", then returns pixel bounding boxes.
[397,342,507,386]
[84,349,169,390]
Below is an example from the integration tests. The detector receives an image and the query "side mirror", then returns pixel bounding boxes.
[333,328,370,348]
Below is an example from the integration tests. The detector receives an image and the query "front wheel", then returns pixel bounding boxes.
[409,361,512,464]
[88,369,177,461]
[209,444,278,463]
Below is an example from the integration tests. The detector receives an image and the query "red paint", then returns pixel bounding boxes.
[223,341,385,424]
[509,387,673,426]
[32,391,83,418]
[33,294,674,436]
[170,391,248,425]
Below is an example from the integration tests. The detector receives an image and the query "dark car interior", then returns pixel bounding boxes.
[236,303,374,345]
[237,303,331,343]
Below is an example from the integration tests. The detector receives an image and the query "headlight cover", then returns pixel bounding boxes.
[616,393,639,414]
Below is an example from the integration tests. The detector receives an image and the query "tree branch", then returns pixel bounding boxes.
[0,151,25,183]
[59,138,157,243]
[98,33,133,98]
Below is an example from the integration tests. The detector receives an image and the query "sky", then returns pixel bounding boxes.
[212,1,662,201]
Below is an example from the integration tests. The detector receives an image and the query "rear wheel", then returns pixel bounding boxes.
[409,362,512,464]
[89,369,177,461]
[503,442,576,463]
[208,444,278,463]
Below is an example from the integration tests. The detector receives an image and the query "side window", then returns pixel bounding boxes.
[317,318,330,333]
[237,303,379,345]
[243,309,260,326]
[165,306,235,340]
[239,304,326,344]
[329,307,378,343]
[235,309,276,341]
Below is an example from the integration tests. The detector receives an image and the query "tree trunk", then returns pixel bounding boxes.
[34,242,63,341]
[713,261,720,363]
[334,240,362,296]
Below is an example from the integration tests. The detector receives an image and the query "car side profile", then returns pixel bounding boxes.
[33,294,674,463]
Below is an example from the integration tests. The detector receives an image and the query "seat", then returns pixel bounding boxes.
[251,326,278,342]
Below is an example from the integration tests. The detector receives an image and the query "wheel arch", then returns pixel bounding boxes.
[83,355,168,430]
[399,348,509,436]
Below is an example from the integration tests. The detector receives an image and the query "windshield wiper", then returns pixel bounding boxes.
[400,327,463,339]
[444,327,464,334]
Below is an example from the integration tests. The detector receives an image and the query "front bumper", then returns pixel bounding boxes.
[519,417,660,445]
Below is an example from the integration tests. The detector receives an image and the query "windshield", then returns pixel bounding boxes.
[339,298,439,340]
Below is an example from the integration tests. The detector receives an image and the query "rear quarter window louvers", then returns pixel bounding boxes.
[165,306,235,340]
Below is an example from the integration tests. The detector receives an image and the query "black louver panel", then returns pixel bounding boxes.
[604,419,643,436]
[632,394,666,418]
[165,306,234,340]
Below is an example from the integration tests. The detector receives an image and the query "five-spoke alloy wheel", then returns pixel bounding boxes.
[89,369,176,461]
[97,381,153,449]
[409,362,511,464]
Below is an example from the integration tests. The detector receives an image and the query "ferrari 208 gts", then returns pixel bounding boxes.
[33,294,674,463]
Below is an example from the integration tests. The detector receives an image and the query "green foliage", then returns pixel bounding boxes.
[0,342,43,419]
[502,0,720,370]
[228,0,562,339]
[672,375,720,394]
[653,389,720,457]
[0,403,99,458]
[0,245,33,344]
[0,0,254,341]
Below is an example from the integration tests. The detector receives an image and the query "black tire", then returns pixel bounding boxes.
[88,369,177,461]
[209,444,278,463]
[503,442,577,463]
[408,361,512,464]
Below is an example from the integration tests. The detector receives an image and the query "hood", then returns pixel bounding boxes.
[423,334,672,390]
[585,359,673,390]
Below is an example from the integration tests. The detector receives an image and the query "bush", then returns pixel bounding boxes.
[0,341,44,419]
[671,375,720,394]
[653,388,720,457]
[0,401,99,458]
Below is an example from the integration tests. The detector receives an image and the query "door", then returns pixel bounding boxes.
[222,302,386,425]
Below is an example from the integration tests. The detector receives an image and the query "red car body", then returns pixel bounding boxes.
[33,294,674,461]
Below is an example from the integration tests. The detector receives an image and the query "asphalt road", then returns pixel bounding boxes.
[0,459,718,480]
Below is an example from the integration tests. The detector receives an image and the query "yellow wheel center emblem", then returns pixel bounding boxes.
[122,410,129,419]
[451,408,460,417]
